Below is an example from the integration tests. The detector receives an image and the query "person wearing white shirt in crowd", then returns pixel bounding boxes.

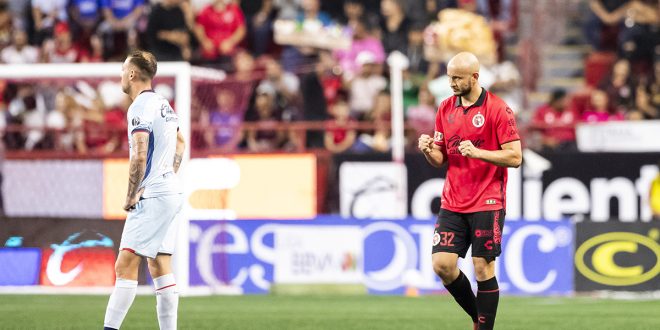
[1,29,39,64]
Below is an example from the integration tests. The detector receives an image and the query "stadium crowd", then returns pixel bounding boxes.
[0,0,657,156]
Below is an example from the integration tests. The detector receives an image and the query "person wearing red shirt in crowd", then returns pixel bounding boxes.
[42,22,87,63]
[418,52,522,330]
[532,88,579,152]
[581,88,625,122]
[194,0,246,62]
[324,96,357,153]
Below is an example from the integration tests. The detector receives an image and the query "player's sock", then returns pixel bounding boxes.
[476,276,499,330]
[154,273,178,330]
[104,278,138,329]
[444,270,478,323]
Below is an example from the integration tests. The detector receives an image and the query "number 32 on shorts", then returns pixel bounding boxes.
[433,231,455,247]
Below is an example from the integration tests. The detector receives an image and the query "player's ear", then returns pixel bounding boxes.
[472,72,479,84]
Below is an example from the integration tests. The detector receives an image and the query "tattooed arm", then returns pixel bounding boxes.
[173,130,186,173]
[123,131,149,211]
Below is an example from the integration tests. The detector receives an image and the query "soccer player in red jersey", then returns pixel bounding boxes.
[418,52,522,330]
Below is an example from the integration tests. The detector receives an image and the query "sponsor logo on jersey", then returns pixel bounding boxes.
[131,117,141,126]
[475,229,493,238]
[472,112,485,128]
[433,131,443,142]
[160,104,176,118]
[486,199,496,205]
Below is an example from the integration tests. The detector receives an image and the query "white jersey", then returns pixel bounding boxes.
[127,90,182,198]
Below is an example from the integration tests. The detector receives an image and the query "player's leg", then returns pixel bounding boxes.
[148,195,183,330]
[148,254,178,330]
[104,249,142,330]
[432,209,477,325]
[469,209,505,330]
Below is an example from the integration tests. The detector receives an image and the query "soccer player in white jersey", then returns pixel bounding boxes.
[103,50,186,330]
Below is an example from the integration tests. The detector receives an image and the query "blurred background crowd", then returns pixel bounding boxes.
[0,0,658,156]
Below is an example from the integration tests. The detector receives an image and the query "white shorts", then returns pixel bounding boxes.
[119,194,184,259]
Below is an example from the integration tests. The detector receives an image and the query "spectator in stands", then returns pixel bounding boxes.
[616,0,659,66]
[354,90,392,153]
[298,50,334,148]
[99,0,145,60]
[46,90,83,152]
[478,0,517,61]
[85,34,105,62]
[315,50,343,108]
[630,78,659,119]
[42,22,86,63]
[247,83,286,152]
[240,0,274,56]
[258,57,301,119]
[406,87,436,146]
[280,0,332,70]
[582,89,625,122]
[325,96,357,153]
[0,2,11,51]
[5,0,29,33]
[67,0,103,47]
[12,86,47,150]
[406,24,429,75]
[425,0,459,22]
[147,0,193,61]
[334,18,385,81]
[532,89,578,152]
[379,0,411,55]
[31,0,69,44]
[205,89,243,151]
[599,58,635,111]
[296,0,331,25]
[0,29,39,64]
[233,49,257,82]
[274,0,301,21]
[348,51,387,120]
[584,0,629,51]
[341,0,379,30]
[194,0,246,63]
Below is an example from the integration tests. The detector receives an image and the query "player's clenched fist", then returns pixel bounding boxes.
[418,134,434,154]
[458,140,481,158]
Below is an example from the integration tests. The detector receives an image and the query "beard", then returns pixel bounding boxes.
[121,82,130,95]
[453,85,471,97]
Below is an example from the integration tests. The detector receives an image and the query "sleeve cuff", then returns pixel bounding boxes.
[131,128,151,134]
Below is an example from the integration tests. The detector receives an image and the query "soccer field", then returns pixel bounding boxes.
[1,294,659,329]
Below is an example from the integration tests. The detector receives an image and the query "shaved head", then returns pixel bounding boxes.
[447,52,481,97]
[448,52,480,75]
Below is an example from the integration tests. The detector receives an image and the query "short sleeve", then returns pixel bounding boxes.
[128,102,156,134]
[495,105,520,145]
[433,108,445,146]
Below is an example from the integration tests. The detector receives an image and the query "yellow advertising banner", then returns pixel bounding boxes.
[103,154,317,220]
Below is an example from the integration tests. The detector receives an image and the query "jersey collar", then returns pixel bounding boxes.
[454,88,487,109]
[139,89,155,95]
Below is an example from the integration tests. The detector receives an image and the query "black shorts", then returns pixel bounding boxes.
[432,208,505,259]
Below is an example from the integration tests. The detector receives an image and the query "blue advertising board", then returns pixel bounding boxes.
[188,217,574,295]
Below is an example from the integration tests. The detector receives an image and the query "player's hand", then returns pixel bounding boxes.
[123,188,145,212]
[458,140,482,159]
[418,134,434,154]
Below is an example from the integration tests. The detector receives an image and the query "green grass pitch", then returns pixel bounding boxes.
[1,294,659,329]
